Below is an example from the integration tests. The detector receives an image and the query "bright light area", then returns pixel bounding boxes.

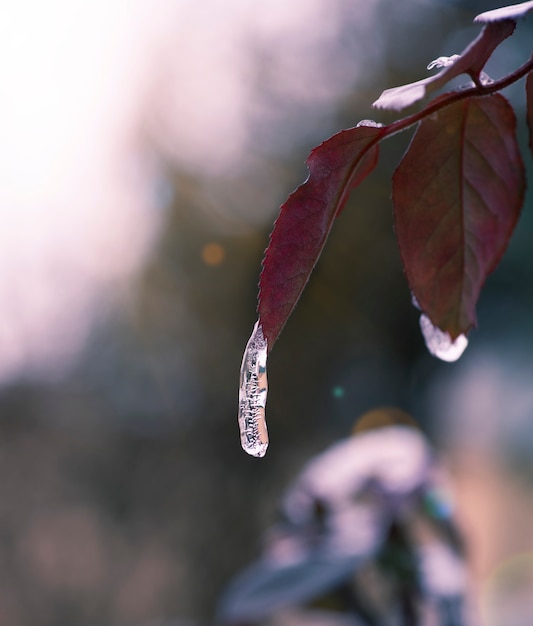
[0,0,169,382]
[0,0,381,383]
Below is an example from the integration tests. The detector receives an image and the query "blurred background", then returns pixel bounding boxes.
[0,0,531,624]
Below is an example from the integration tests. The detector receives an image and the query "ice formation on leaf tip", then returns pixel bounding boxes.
[238,321,269,457]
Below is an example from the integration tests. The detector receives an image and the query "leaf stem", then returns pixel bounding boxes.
[344,55,533,184]
[383,54,533,138]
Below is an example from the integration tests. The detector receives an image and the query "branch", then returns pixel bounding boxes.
[384,54,533,139]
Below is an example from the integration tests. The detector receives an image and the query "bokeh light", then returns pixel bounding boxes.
[202,243,226,266]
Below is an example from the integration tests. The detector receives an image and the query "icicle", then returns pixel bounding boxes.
[238,321,269,457]
[419,314,468,362]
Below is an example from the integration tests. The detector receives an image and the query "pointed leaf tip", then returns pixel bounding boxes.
[258,126,383,349]
[393,95,525,339]
[373,79,430,111]
[475,0,533,23]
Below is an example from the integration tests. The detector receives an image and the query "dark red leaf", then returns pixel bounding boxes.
[374,21,516,111]
[526,72,533,155]
[475,0,533,23]
[258,125,383,350]
[393,94,525,338]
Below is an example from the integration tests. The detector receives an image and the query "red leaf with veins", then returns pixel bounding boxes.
[258,125,383,350]
[393,94,525,339]
[527,70,533,156]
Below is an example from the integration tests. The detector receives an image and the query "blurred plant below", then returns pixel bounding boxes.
[218,418,470,626]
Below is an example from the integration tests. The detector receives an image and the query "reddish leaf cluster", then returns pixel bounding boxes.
[257,1,533,353]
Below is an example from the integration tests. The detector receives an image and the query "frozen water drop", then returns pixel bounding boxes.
[356,119,383,128]
[427,54,461,71]
[479,71,493,85]
[238,321,269,457]
[419,314,468,362]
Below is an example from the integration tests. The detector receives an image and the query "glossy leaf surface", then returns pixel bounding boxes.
[393,94,525,338]
[258,125,382,349]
